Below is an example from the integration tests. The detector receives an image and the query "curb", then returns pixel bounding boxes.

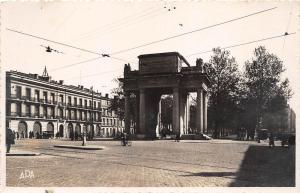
[53,145,105,150]
[6,152,41,156]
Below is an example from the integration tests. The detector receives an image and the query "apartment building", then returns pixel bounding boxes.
[6,68,124,139]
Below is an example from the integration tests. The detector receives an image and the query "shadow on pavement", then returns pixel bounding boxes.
[230,145,295,187]
[181,171,236,177]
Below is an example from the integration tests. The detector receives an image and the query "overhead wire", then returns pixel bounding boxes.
[7,28,102,55]
[109,7,277,55]
[65,69,121,80]
[6,28,136,67]
[86,8,168,41]
[187,32,296,56]
[76,6,163,41]
[7,7,277,73]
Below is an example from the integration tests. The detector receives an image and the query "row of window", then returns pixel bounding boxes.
[11,86,110,110]
[10,103,123,126]
[11,86,115,116]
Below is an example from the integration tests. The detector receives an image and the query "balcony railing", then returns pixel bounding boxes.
[21,113,31,117]
[10,94,22,100]
[55,115,65,119]
[58,102,65,106]
[10,112,21,116]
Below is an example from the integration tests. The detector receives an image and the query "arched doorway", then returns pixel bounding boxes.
[33,121,42,138]
[59,124,64,137]
[75,124,81,140]
[18,121,28,138]
[47,122,54,138]
[68,123,74,139]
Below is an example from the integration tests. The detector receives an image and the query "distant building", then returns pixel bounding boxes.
[262,104,296,134]
[6,68,125,139]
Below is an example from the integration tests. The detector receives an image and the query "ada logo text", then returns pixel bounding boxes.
[19,170,34,179]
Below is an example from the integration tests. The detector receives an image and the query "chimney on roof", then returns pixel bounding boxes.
[59,80,64,85]
[105,94,109,98]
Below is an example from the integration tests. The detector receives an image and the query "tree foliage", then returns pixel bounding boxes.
[243,46,292,129]
[203,48,242,138]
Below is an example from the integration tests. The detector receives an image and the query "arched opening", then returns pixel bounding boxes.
[75,124,81,140]
[59,124,64,137]
[46,122,54,138]
[68,123,74,139]
[18,121,28,138]
[33,121,42,138]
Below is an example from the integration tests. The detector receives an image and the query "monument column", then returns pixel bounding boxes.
[180,92,186,135]
[135,91,140,134]
[124,91,131,133]
[196,88,203,133]
[139,88,146,135]
[172,87,180,135]
[203,91,208,133]
[156,98,162,137]
[186,93,190,134]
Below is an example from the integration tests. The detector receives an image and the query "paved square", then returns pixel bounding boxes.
[6,139,295,187]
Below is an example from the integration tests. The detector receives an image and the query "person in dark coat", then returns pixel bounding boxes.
[6,127,15,153]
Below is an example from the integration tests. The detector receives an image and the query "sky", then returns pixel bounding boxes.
[1,1,299,110]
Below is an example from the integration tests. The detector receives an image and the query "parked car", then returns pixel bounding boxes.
[42,131,53,139]
[277,133,295,147]
[256,129,268,142]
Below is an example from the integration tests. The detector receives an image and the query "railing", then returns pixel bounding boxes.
[55,115,65,119]
[10,112,20,116]
[58,102,65,106]
[46,115,55,119]
[21,113,31,117]
[38,114,45,118]
[10,94,22,99]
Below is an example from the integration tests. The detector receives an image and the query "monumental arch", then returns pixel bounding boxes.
[119,52,210,139]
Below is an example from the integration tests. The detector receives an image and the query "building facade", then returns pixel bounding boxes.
[6,69,124,139]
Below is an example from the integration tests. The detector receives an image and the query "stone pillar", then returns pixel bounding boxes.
[124,91,131,133]
[139,89,146,134]
[186,93,190,134]
[203,91,208,133]
[180,92,186,135]
[156,98,162,137]
[135,92,140,134]
[172,87,180,134]
[197,88,203,133]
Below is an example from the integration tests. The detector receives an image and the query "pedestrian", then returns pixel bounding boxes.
[75,132,78,141]
[175,133,180,142]
[269,133,275,148]
[6,127,15,153]
[121,132,126,146]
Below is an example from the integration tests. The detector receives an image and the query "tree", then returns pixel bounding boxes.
[160,95,173,131]
[244,46,292,130]
[203,48,242,138]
